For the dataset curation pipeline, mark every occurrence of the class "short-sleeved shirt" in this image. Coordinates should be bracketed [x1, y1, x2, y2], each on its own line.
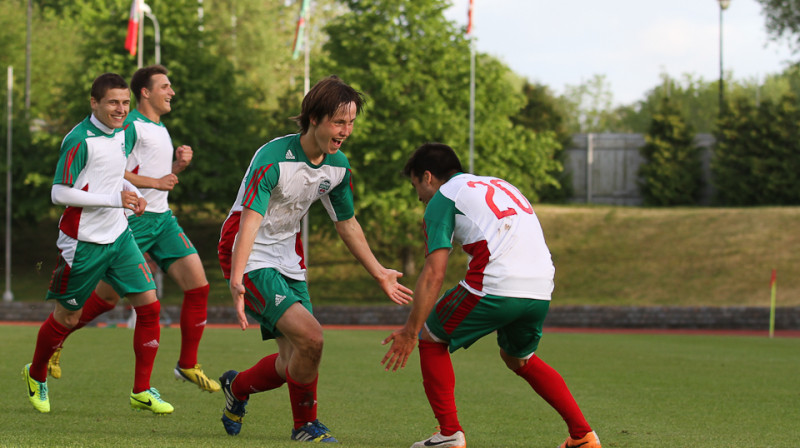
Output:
[218, 134, 355, 281]
[424, 173, 555, 300]
[53, 115, 130, 244]
[123, 109, 173, 214]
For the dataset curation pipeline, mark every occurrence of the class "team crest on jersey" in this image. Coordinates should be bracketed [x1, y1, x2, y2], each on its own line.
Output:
[318, 180, 331, 195]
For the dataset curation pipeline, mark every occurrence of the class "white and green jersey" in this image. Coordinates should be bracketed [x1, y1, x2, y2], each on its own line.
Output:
[424, 173, 555, 300]
[53, 115, 130, 244]
[219, 134, 355, 281]
[123, 109, 173, 213]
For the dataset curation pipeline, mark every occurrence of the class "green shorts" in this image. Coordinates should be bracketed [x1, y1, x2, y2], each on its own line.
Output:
[47, 229, 156, 311]
[425, 284, 551, 359]
[127, 210, 198, 273]
[240, 268, 312, 341]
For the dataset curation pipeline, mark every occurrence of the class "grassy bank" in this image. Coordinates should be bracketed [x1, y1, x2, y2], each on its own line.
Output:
[3, 205, 799, 307]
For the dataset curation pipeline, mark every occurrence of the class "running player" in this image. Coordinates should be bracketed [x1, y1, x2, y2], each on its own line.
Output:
[22, 73, 173, 414]
[45, 65, 219, 393]
[381, 143, 601, 448]
[216, 75, 413, 441]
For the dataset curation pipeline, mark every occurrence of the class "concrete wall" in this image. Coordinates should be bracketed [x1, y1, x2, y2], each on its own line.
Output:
[565, 133, 715, 206]
[2, 301, 798, 330]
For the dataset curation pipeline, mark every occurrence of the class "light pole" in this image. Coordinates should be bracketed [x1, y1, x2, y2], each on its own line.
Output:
[718, 0, 731, 114]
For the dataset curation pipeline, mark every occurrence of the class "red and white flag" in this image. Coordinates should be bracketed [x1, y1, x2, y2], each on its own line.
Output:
[466, 0, 474, 35]
[124, 0, 142, 56]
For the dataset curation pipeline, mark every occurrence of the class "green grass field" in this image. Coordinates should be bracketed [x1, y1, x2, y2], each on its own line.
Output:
[2, 325, 798, 447]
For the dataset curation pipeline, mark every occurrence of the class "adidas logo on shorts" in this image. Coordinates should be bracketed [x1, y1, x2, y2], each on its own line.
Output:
[275, 294, 286, 306]
[66, 298, 78, 306]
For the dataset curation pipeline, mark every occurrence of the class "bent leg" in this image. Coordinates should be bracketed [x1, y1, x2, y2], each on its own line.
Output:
[30, 303, 76, 382]
[502, 349, 592, 440]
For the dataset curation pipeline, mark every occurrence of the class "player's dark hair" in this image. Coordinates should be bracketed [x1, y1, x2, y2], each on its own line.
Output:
[292, 75, 365, 134]
[90, 73, 128, 102]
[130, 65, 169, 102]
[403, 143, 464, 181]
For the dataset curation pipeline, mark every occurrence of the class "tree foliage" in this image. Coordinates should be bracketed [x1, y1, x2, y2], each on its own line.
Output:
[712, 93, 800, 205]
[319, 0, 559, 267]
[637, 96, 702, 206]
[512, 82, 573, 202]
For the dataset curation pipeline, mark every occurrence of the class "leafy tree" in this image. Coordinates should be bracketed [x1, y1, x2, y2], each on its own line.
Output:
[619, 74, 721, 134]
[321, 0, 559, 271]
[512, 81, 573, 202]
[713, 93, 800, 205]
[24, 0, 270, 216]
[560, 74, 624, 133]
[757, 0, 800, 52]
[637, 96, 702, 206]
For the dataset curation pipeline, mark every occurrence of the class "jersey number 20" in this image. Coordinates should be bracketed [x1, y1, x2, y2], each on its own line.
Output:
[467, 179, 533, 219]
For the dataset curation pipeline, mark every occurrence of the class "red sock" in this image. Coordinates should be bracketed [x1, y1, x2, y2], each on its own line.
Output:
[286, 369, 318, 430]
[30, 313, 70, 382]
[419, 340, 462, 436]
[514, 355, 592, 439]
[70, 291, 116, 333]
[132, 301, 161, 393]
[232, 353, 285, 401]
[178, 284, 209, 369]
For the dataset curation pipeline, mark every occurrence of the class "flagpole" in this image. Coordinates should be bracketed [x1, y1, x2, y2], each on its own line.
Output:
[467, 0, 475, 174]
[137, 0, 144, 68]
[4, 66, 14, 302]
[299, 0, 311, 274]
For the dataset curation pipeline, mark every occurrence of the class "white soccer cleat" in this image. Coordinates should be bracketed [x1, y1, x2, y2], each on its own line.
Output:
[411, 430, 466, 448]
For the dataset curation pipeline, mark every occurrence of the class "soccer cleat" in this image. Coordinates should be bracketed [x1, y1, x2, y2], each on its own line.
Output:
[130, 388, 174, 414]
[48, 347, 62, 379]
[174, 363, 221, 392]
[558, 430, 602, 448]
[219, 370, 248, 436]
[22, 363, 50, 413]
[291, 420, 338, 443]
[410, 430, 465, 448]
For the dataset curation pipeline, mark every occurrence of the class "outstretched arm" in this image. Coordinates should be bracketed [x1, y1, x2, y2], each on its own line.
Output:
[334, 216, 413, 305]
[381, 248, 449, 372]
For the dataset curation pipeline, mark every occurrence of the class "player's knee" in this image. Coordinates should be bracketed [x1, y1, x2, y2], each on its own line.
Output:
[295, 332, 324, 362]
[499, 348, 526, 371]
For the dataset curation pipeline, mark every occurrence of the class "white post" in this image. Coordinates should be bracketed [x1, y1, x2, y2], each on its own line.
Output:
[144, 10, 161, 65]
[301, 1, 311, 277]
[4, 66, 14, 301]
[586, 133, 594, 204]
[468, 38, 475, 174]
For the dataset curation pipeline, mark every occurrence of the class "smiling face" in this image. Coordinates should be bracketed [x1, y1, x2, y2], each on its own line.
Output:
[303, 101, 357, 164]
[90, 87, 131, 129]
[142, 73, 174, 117]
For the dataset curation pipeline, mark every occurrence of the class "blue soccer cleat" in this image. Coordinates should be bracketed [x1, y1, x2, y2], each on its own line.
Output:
[219, 370, 248, 435]
[291, 419, 338, 443]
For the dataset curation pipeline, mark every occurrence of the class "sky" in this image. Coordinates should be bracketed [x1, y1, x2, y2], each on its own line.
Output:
[443, 0, 797, 106]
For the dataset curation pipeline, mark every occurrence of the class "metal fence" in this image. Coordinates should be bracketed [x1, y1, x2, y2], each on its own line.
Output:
[565, 133, 715, 205]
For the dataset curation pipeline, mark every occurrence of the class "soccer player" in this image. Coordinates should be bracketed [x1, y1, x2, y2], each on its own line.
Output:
[217, 75, 413, 441]
[381, 143, 601, 448]
[22, 73, 173, 414]
[46, 65, 219, 393]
